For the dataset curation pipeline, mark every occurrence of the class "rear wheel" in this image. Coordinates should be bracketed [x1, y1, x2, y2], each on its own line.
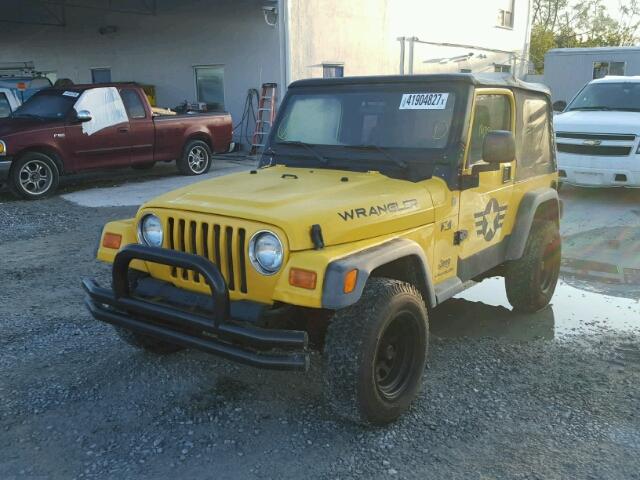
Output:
[323, 278, 429, 425]
[504, 220, 561, 313]
[177, 140, 212, 176]
[10, 152, 60, 200]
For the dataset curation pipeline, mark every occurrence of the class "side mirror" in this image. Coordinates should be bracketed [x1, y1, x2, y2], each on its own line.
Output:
[75, 109, 92, 123]
[483, 130, 515, 164]
[552, 100, 567, 113]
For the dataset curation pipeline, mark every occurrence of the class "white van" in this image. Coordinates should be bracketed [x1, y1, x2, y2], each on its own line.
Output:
[0, 87, 21, 117]
[554, 76, 640, 187]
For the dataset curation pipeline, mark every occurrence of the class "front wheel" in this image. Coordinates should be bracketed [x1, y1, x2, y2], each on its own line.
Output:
[504, 220, 561, 313]
[323, 278, 429, 425]
[10, 152, 60, 200]
[177, 140, 212, 176]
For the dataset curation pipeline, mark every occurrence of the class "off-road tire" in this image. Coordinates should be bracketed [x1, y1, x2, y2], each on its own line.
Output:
[177, 140, 212, 176]
[504, 220, 561, 313]
[323, 278, 429, 425]
[131, 162, 155, 170]
[9, 152, 60, 200]
[113, 270, 184, 354]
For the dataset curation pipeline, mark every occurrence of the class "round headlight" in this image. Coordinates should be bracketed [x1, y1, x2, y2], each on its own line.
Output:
[138, 214, 163, 247]
[249, 231, 283, 275]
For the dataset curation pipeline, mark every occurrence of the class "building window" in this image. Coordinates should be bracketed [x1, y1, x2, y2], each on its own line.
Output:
[497, 0, 514, 28]
[195, 65, 225, 111]
[323, 64, 344, 78]
[495, 64, 512, 73]
[593, 61, 625, 79]
[91, 68, 111, 83]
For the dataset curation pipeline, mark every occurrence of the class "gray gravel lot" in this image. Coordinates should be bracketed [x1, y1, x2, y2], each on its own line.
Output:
[1, 175, 639, 479]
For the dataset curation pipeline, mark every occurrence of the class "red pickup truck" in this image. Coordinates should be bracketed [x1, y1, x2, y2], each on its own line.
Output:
[0, 83, 232, 199]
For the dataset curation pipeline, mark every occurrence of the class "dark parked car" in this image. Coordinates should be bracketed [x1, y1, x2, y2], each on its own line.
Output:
[0, 83, 232, 199]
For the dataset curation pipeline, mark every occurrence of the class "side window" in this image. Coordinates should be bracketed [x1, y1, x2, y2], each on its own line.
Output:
[515, 94, 554, 180]
[120, 89, 147, 119]
[74, 87, 128, 136]
[467, 94, 511, 165]
[0, 93, 11, 118]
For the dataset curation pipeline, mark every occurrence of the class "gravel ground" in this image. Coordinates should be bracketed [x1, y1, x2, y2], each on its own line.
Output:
[1, 177, 639, 479]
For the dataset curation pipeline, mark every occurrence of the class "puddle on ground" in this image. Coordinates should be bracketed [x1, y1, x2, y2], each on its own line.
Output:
[431, 277, 640, 341]
[561, 226, 640, 299]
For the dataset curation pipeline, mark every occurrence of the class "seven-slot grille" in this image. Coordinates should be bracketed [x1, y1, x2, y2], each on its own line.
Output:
[555, 131, 637, 157]
[166, 216, 248, 293]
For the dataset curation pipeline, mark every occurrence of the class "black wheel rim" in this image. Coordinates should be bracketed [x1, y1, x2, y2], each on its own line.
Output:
[540, 237, 559, 294]
[374, 311, 421, 402]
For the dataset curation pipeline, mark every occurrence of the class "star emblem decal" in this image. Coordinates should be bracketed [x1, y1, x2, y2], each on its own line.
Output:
[474, 198, 508, 241]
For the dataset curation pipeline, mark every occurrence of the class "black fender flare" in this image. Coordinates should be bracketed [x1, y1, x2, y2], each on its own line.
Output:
[322, 238, 436, 310]
[505, 187, 559, 261]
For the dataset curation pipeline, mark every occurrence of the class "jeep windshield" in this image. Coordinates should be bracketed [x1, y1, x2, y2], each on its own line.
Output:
[567, 82, 640, 112]
[267, 84, 462, 173]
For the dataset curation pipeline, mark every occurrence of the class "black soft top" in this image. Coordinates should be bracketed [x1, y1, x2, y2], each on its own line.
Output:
[289, 73, 550, 97]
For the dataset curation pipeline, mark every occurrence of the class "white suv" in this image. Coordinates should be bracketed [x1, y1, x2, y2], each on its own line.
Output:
[554, 76, 640, 188]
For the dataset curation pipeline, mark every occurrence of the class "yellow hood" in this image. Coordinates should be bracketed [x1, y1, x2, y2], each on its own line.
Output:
[144, 165, 436, 250]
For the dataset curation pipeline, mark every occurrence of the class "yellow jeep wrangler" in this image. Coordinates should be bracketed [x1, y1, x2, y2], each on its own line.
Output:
[84, 74, 561, 425]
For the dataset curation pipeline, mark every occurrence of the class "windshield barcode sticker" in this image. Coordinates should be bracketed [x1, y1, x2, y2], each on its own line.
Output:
[63, 91, 80, 98]
[399, 93, 449, 110]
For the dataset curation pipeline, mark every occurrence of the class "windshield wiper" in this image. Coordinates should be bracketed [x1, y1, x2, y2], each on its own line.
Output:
[346, 144, 408, 169]
[278, 141, 328, 165]
[568, 106, 611, 111]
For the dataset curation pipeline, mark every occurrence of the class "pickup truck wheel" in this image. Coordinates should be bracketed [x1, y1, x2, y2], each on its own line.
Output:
[178, 140, 212, 176]
[504, 220, 561, 313]
[10, 152, 60, 200]
[323, 278, 429, 425]
[112, 270, 184, 354]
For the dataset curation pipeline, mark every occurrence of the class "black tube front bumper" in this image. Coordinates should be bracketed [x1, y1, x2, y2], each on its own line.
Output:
[83, 244, 309, 371]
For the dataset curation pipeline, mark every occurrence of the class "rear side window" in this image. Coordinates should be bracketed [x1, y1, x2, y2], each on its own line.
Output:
[467, 94, 511, 165]
[0, 93, 11, 118]
[120, 89, 146, 119]
[515, 93, 554, 180]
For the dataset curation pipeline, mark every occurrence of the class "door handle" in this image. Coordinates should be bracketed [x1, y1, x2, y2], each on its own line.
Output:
[118, 128, 129, 133]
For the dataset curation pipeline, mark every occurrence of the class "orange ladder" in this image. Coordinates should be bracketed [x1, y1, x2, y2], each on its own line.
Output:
[250, 83, 278, 155]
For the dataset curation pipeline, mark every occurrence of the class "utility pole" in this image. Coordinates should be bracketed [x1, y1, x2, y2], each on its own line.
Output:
[398, 37, 406, 75]
[407, 37, 418, 75]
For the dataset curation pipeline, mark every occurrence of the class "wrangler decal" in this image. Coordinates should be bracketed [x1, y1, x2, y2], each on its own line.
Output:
[338, 199, 418, 221]
[474, 198, 508, 241]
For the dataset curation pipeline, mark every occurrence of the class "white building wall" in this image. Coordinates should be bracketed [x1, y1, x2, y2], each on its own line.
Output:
[0, 0, 282, 142]
[286, 0, 532, 80]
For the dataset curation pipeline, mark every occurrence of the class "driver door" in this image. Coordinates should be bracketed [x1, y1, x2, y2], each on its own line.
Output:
[64, 87, 131, 171]
[457, 89, 516, 280]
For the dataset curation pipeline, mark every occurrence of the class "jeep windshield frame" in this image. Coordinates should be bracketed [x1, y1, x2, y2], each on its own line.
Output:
[264, 81, 471, 181]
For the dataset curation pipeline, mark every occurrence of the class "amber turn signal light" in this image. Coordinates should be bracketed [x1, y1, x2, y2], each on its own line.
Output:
[289, 268, 317, 290]
[343, 269, 358, 294]
[102, 232, 122, 249]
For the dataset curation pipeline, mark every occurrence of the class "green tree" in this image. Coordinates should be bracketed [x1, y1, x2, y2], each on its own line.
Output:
[530, 0, 640, 73]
